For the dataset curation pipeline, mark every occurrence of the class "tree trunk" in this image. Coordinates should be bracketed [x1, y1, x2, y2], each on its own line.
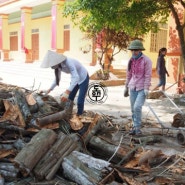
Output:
[167, 0, 185, 72]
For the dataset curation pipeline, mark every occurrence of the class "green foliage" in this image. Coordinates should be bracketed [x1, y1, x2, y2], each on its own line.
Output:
[62, 0, 170, 70]
[62, 0, 185, 77]
[62, 0, 169, 38]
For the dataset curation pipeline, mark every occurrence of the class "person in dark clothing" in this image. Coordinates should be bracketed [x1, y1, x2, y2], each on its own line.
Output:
[152, 47, 169, 91]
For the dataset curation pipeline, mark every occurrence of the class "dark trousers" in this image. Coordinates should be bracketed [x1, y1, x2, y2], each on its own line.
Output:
[68, 74, 89, 115]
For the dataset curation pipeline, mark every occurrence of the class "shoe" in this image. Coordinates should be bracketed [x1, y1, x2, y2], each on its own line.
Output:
[129, 129, 136, 135]
[135, 129, 142, 136]
[129, 129, 142, 136]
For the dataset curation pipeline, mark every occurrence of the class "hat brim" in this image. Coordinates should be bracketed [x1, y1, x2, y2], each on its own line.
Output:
[41, 50, 67, 68]
[127, 47, 145, 50]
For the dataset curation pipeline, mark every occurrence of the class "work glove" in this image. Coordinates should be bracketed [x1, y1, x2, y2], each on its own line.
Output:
[124, 87, 129, 97]
[61, 91, 69, 102]
[144, 89, 149, 98]
[39, 89, 50, 95]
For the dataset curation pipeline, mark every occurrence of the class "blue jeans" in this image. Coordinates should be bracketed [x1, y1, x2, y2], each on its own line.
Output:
[129, 89, 146, 130]
[158, 75, 166, 86]
[69, 74, 89, 115]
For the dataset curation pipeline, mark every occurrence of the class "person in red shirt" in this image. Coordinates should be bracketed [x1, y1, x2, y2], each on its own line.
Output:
[124, 40, 152, 136]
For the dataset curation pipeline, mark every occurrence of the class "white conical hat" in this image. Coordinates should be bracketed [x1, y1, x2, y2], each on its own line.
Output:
[40, 50, 67, 68]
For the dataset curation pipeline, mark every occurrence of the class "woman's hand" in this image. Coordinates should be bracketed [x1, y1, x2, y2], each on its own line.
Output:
[39, 89, 51, 95]
[61, 90, 70, 102]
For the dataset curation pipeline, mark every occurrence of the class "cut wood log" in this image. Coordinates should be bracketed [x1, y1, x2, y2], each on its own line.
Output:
[83, 116, 103, 145]
[0, 100, 26, 128]
[138, 149, 163, 166]
[12, 89, 32, 123]
[0, 90, 13, 99]
[46, 141, 77, 180]
[131, 135, 162, 144]
[88, 136, 131, 164]
[14, 176, 74, 185]
[62, 155, 99, 184]
[69, 114, 83, 130]
[14, 129, 57, 176]
[33, 132, 78, 180]
[0, 162, 19, 179]
[62, 151, 111, 185]
[172, 113, 185, 127]
[36, 100, 73, 126]
[82, 113, 100, 143]
[28, 177, 74, 185]
[148, 91, 164, 99]
[0, 121, 26, 133]
[0, 149, 16, 159]
[72, 150, 111, 169]
[0, 175, 4, 185]
[25, 93, 37, 106]
[36, 110, 67, 126]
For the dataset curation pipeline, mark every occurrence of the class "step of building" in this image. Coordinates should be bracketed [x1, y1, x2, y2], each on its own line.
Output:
[101, 79, 125, 86]
[112, 68, 127, 79]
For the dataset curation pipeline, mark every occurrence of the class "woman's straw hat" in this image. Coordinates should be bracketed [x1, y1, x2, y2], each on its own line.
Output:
[41, 50, 67, 68]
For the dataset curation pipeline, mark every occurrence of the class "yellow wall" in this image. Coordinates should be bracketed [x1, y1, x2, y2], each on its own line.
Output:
[32, 16, 51, 59]
[143, 34, 157, 68]
[8, 16, 52, 62]
[62, 16, 93, 64]
[9, 22, 23, 61]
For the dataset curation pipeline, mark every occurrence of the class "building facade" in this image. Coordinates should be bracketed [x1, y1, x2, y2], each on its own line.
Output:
[0, 0, 93, 64]
[0, 0, 183, 89]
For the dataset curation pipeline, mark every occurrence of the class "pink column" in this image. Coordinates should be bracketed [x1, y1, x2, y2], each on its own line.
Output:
[0, 17, 2, 50]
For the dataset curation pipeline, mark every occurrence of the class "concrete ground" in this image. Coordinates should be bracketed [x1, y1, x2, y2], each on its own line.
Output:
[0, 60, 182, 126]
[1, 59, 185, 157]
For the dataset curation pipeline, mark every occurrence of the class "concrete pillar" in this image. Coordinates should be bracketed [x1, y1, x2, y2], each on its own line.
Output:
[21, 7, 33, 63]
[0, 14, 10, 61]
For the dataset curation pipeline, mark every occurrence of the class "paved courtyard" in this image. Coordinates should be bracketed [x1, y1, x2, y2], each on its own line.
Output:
[0, 60, 181, 127]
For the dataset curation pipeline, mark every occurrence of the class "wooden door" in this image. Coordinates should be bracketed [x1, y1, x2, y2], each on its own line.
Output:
[64, 30, 70, 51]
[32, 33, 39, 60]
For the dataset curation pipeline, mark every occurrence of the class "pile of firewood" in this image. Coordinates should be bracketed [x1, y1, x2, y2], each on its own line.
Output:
[148, 91, 164, 99]
[0, 82, 184, 185]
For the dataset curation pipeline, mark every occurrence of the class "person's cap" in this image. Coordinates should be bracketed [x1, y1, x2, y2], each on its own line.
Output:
[127, 39, 145, 50]
[40, 50, 67, 68]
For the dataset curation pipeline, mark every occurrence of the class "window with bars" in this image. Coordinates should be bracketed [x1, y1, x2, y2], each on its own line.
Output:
[150, 26, 167, 52]
[32, 29, 39, 34]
